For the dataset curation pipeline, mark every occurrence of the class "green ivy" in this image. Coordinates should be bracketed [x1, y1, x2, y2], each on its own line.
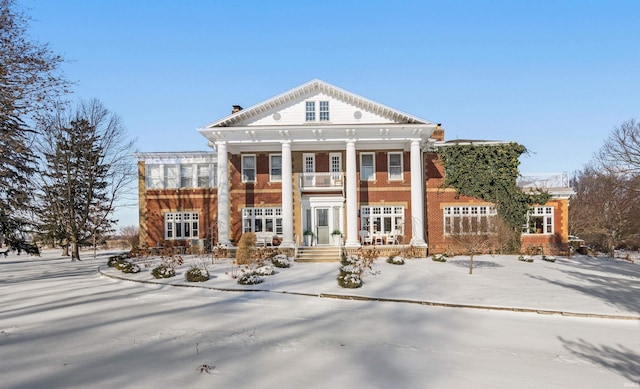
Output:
[436, 142, 551, 252]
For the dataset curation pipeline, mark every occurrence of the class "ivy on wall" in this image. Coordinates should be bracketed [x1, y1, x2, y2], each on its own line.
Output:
[436, 142, 551, 251]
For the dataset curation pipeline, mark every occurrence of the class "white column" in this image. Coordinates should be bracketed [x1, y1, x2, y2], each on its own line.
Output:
[280, 141, 295, 248]
[410, 139, 427, 247]
[216, 141, 231, 246]
[345, 139, 360, 247]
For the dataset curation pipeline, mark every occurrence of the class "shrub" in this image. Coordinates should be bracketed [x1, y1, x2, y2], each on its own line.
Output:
[518, 255, 534, 263]
[337, 271, 362, 288]
[255, 265, 275, 276]
[120, 262, 141, 274]
[542, 255, 556, 262]
[185, 267, 209, 282]
[107, 255, 125, 267]
[237, 272, 263, 285]
[431, 253, 448, 262]
[152, 264, 176, 279]
[236, 232, 257, 265]
[387, 255, 405, 265]
[271, 254, 292, 268]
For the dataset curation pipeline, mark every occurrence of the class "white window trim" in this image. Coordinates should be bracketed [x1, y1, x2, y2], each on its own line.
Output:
[305, 101, 316, 122]
[319, 100, 329, 121]
[242, 154, 256, 183]
[242, 207, 283, 235]
[360, 152, 376, 181]
[387, 152, 403, 181]
[164, 212, 199, 240]
[522, 206, 554, 234]
[360, 206, 404, 235]
[269, 154, 282, 182]
[443, 205, 497, 235]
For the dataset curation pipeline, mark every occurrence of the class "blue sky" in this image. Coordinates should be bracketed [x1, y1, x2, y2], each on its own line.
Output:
[22, 0, 640, 227]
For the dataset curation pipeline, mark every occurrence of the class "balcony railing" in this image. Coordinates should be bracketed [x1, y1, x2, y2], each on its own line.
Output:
[299, 172, 344, 191]
[517, 173, 570, 189]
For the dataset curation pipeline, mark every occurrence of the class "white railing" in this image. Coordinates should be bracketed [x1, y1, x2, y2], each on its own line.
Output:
[299, 172, 344, 190]
[517, 173, 570, 189]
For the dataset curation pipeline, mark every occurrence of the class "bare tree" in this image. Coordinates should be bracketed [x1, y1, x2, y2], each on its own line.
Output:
[597, 119, 640, 180]
[569, 166, 640, 256]
[119, 225, 139, 251]
[450, 218, 497, 274]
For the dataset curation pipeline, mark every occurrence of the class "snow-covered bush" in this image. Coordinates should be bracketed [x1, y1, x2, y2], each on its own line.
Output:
[431, 253, 448, 262]
[108, 255, 126, 268]
[237, 272, 263, 285]
[542, 255, 556, 262]
[271, 254, 293, 268]
[152, 264, 176, 279]
[518, 255, 534, 263]
[337, 272, 362, 288]
[120, 262, 141, 274]
[386, 255, 405, 265]
[185, 267, 209, 282]
[255, 265, 275, 276]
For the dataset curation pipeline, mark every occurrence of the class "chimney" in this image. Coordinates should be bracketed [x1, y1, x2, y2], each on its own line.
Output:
[232, 105, 243, 114]
[433, 123, 444, 141]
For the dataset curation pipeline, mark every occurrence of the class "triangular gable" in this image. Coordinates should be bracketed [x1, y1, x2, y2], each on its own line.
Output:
[200, 79, 433, 129]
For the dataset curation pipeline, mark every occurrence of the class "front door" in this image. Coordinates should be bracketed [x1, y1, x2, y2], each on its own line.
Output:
[316, 208, 330, 245]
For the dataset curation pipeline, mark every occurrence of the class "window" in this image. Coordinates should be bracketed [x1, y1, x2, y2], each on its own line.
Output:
[242, 207, 283, 234]
[523, 207, 554, 234]
[197, 164, 210, 188]
[146, 165, 163, 189]
[319, 101, 329, 121]
[180, 165, 193, 188]
[360, 153, 375, 181]
[305, 101, 316, 121]
[270, 154, 282, 182]
[242, 155, 256, 182]
[145, 162, 216, 189]
[165, 212, 199, 240]
[360, 206, 404, 235]
[388, 152, 403, 181]
[444, 206, 497, 235]
[164, 165, 179, 188]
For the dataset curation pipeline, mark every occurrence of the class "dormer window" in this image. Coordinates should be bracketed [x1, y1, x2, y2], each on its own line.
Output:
[305, 100, 330, 122]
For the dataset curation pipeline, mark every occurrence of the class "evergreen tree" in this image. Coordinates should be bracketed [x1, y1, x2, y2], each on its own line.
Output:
[0, 0, 68, 250]
[38, 100, 135, 260]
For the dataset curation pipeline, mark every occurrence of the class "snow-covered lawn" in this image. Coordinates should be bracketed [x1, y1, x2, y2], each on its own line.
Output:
[1, 250, 639, 388]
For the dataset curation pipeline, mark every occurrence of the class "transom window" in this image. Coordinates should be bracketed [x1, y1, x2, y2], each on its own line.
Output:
[444, 206, 497, 235]
[523, 206, 554, 234]
[360, 206, 404, 235]
[242, 155, 256, 182]
[360, 152, 375, 181]
[388, 152, 403, 181]
[242, 207, 283, 235]
[165, 212, 199, 240]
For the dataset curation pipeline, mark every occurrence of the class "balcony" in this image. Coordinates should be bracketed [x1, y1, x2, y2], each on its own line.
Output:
[299, 172, 344, 192]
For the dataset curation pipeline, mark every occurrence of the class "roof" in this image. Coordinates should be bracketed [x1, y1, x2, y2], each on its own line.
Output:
[199, 79, 434, 129]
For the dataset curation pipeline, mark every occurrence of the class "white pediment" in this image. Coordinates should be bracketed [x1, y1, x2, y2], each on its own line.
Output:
[201, 79, 433, 129]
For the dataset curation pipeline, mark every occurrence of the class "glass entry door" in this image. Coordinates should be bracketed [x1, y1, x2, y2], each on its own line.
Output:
[315, 208, 330, 245]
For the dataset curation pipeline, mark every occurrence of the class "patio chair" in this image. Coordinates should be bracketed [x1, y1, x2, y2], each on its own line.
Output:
[359, 230, 373, 245]
[387, 230, 400, 245]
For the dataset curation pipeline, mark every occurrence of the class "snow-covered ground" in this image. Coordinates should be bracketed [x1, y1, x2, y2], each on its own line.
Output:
[1, 250, 639, 388]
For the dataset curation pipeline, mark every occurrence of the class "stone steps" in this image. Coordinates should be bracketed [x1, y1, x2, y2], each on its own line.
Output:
[296, 246, 341, 262]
